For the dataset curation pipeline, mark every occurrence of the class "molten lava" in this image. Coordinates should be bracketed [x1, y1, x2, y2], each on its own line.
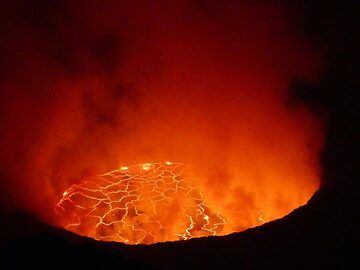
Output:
[56, 162, 226, 244]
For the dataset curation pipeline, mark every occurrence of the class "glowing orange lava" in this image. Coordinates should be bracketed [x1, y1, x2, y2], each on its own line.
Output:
[56, 162, 226, 244]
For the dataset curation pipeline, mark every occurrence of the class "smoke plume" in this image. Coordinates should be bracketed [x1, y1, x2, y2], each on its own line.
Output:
[0, 0, 324, 233]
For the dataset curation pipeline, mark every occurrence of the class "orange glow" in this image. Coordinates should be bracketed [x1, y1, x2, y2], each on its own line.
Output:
[56, 162, 225, 244]
[0, 1, 325, 245]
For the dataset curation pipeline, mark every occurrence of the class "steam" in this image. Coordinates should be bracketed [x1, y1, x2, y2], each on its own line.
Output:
[0, 0, 324, 232]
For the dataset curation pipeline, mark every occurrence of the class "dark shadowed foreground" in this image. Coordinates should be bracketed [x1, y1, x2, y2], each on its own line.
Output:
[1, 188, 358, 269]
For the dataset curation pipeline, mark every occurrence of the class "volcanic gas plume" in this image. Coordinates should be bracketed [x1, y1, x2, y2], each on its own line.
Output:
[0, 1, 324, 244]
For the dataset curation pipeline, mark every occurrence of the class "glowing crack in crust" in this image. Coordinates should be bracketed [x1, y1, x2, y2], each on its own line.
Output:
[56, 162, 226, 244]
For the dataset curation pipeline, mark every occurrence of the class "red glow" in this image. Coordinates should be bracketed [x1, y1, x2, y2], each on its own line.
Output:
[0, 1, 325, 242]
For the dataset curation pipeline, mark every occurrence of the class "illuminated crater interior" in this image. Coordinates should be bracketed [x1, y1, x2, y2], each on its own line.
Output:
[56, 162, 226, 244]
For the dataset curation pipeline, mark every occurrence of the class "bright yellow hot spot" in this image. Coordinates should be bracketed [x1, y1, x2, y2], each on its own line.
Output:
[56, 162, 226, 244]
[142, 163, 151, 171]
